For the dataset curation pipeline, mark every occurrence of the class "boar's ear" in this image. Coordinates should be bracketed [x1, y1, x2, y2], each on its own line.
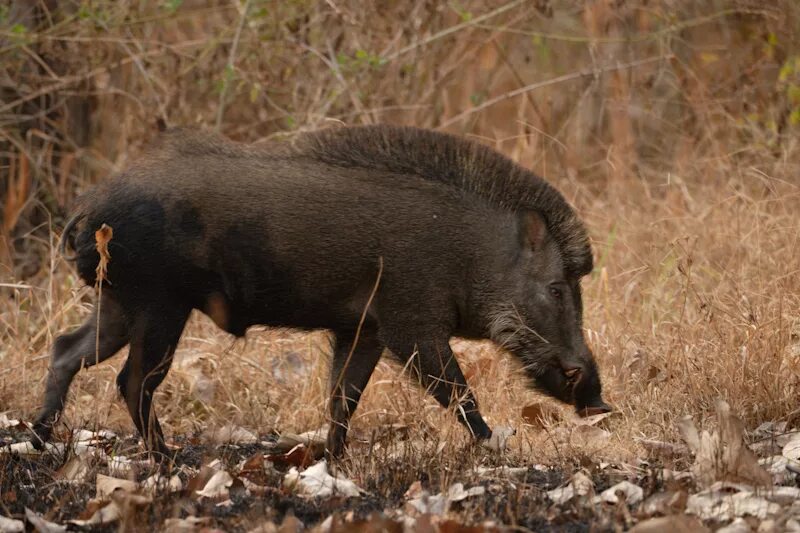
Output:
[519, 210, 548, 251]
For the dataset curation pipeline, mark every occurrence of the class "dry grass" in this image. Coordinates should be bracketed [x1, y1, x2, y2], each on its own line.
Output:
[1, 0, 800, 528]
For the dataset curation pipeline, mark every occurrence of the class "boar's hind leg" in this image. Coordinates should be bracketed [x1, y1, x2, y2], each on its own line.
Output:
[384, 331, 492, 441]
[117, 301, 189, 461]
[32, 293, 129, 448]
[327, 330, 384, 458]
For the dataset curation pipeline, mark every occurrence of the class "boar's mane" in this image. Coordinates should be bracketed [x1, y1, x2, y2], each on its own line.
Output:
[144, 125, 592, 276]
[294, 125, 593, 277]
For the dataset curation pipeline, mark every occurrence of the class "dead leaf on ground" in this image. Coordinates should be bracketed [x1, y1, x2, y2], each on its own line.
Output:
[272, 428, 327, 454]
[239, 452, 279, 486]
[762, 485, 800, 505]
[715, 517, 751, 533]
[276, 514, 304, 533]
[56, 455, 93, 484]
[106, 454, 148, 477]
[595, 480, 643, 505]
[1, 441, 63, 456]
[195, 469, 234, 500]
[142, 472, 183, 493]
[72, 428, 116, 442]
[68, 501, 121, 527]
[330, 511, 404, 533]
[204, 424, 258, 445]
[24, 508, 67, 533]
[185, 465, 218, 495]
[283, 460, 361, 498]
[546, 470, 594, 505]
[782, 433, 800, 461]
[446, 483, 485, 503]
[634, 437, 688, 457]
[481, 426, 514, 452]
[686, 481, 781, 521]
[0, 413, 21, 429]
[629, 515, 709, 533]
[96, 473, 137, 499]
[0, 514, 24, 533]
[678, 399, 772, 487]
[640, 490, 688, 516]
[521, 403, 559, 428]
[570, 424, 611, 447]
[405, 490, 447, 516]
[173, 352, 217, 404]
[759, 455, 799, 485]
[474, 465, 528, 480]
[267, 443, 319, 469]
[163, 516, 211, 533]
[438, 519, 496, 533]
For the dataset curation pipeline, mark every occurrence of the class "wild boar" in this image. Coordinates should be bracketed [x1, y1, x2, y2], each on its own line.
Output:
[32, 124, 610, 460]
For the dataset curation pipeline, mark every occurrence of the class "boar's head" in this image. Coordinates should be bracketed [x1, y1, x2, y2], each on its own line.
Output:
[489, 211, 611, 417]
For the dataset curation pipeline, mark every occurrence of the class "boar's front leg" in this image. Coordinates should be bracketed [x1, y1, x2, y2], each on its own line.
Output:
[382, 329, 492, 441]
[116, 300, 189, 461]
[327, 330, 384, 458]
[32, 293, 129, 448]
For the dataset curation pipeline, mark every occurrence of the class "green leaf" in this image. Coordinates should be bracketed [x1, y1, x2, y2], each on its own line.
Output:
[249, 83, 260, 103]
[162, 0, 183, 13]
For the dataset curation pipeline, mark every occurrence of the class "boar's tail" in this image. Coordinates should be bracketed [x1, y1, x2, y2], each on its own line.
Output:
[59, 212, 86, 261]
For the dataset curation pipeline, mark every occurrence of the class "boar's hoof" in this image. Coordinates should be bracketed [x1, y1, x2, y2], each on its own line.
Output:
[30, 421, 54, 451]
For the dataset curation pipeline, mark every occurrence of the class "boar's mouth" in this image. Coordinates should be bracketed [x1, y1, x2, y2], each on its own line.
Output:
[567, 365, 613, 418]
[533, 363, 612, 417]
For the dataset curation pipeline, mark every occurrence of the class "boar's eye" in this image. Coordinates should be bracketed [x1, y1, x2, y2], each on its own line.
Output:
[548, 285, 563, 300]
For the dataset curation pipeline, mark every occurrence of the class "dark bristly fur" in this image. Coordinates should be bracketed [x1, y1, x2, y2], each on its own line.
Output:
[294, 125, 594, 277]
[35, 124, 609, 461]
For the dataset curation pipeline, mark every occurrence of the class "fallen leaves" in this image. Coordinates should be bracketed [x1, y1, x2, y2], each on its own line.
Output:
[783, 433, 800, 461]
[0, 413, 21, 430]
[481, 426, 515, 452]
[678, 399, 772, 487]
[195, 469, 235, 500]
[597, 480, 644, 505]
[2, 407, 798, 532]
[0, 514, 24, 533]
[404, 481, 486, 516]
[520, 402, 559, 428]
[0, 441, 63, 456]
[284, 460, 361, 498]
[95, 473, 138, 499]
[204, 424, 258, 445]
[24, 509, 66, 533]
[272, 428, 328, 457]
[266, 444, 319, 469]
[686, 482, 781, 521]
[546, 471, 594, 504]
[629, 515, 709, 533]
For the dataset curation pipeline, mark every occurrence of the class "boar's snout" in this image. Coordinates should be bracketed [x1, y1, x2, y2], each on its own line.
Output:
[569, 356, 612, 417]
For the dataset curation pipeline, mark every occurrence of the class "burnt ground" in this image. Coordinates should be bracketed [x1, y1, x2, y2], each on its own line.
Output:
[0, 424, 686, 532]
